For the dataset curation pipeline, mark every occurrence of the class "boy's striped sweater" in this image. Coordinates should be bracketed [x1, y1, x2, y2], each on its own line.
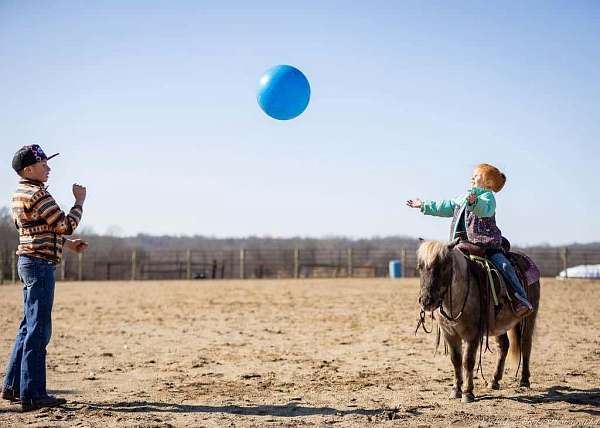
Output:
[11, 179, 83, 263]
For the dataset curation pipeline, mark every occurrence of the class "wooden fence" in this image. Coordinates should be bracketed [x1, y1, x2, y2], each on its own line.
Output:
[0, 247, 599, 283]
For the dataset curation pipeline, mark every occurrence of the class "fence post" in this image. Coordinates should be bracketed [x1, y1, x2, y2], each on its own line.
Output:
[186, 249, 192, 280]
[0, 250, 4, 285]
[401, 247, 407, 278]
[131, 250, 137, 281]
[347, 248, 353, 278]
[60, 255, 66, 281]
[240, 249, 245, 279]
[11, 253, 16, 283]
[78, 252, 83, 281]
[211, 259, 217, 279]
[294, 248, 300, 279]
[561, 247, 569, 278]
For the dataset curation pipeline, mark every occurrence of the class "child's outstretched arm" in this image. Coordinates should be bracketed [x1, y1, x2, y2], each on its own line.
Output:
[466, 190, 496, 217]
[407, 197, 457, 217]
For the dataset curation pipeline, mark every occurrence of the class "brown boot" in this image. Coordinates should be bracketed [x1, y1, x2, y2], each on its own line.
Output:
[1, 388, 19, 402]
[21, 395, 66, 412]
[513, 300, 532, 317]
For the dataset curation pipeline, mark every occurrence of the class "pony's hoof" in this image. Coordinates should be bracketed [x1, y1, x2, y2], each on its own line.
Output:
[487, 381, 500, 390]
[449, 388, 462, 399]
[461, 392, 475, 403]
[519, 380, 530, 388]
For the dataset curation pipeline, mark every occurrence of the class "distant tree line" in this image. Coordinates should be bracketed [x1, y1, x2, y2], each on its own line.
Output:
[1, 206, 599, 255]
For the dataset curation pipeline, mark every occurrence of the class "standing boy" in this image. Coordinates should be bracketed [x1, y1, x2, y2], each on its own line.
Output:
[2, 144, 88, 411]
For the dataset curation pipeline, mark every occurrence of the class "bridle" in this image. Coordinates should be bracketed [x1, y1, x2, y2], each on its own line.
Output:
[438, 258, 471, 322]
[415, 250, 472, 333]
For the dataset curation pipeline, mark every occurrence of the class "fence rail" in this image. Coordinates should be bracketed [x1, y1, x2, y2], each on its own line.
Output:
[1, 247, 599, 283]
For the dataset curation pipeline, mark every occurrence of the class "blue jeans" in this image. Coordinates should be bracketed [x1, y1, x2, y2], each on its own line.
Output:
[488, 251, 529, 304]
[3, 256, 56, 401]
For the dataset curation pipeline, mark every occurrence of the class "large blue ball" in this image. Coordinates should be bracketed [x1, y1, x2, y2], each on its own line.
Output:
[257, 65, 311, 120]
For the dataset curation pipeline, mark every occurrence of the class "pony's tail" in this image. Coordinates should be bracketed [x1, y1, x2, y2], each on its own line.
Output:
[507, 323, 522, 369]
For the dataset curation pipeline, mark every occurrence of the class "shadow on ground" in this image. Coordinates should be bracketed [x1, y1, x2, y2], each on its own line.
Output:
[65, 400, 427, 420]
[479, 385, 600, 416]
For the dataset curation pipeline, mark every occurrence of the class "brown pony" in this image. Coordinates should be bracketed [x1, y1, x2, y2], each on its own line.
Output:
[416, 239, 540, 403]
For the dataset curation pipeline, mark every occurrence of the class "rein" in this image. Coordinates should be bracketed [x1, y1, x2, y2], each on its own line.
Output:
[438, 265, 471, 322]
[415, 309, 433, 334]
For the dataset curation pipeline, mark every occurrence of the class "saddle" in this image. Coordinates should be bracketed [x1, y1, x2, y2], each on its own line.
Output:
[458, 245, 509, 307]
[456, 239, 540, 333]
[457, 238, 540, 292]
[453, 244, 509, 338]
[447, 238, 541, 358]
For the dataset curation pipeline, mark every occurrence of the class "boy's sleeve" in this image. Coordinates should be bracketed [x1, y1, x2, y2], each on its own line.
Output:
[31, 189, 83, 235]
[466, 191, 496, 218]
[420, 198, 458, 217]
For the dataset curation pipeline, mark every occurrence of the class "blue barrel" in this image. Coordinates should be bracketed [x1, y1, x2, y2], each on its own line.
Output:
[389, 260, 402, 278]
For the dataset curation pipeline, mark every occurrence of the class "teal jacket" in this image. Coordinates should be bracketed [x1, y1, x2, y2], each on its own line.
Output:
[420, 187, 503, 248]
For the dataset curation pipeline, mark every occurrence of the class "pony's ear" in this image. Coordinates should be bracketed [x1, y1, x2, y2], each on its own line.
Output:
[447, 238, 460, 249]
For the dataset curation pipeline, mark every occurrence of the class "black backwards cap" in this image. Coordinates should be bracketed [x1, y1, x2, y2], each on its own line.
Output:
[12, 145, 59, 172]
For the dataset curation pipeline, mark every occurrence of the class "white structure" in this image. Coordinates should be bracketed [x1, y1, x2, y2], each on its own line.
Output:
[558, 264, 600, 279]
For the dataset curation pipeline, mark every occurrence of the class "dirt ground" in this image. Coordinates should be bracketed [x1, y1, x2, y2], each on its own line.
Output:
[0, 278, 598, 427]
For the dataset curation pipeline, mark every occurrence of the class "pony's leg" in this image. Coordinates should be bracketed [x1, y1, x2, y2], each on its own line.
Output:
[446, 332, 463, 399]
[489, 334, 509, 390]
[520, 312, 537, 387]
[462, 339, 479, 403]
[520, 281, 540, 387]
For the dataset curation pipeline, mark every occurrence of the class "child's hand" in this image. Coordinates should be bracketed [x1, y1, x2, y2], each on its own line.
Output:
[73, 184, 87, 205]
[406, 198, 422, 209]
[467, 192, 477, 205]
[66, 239, 89, 253]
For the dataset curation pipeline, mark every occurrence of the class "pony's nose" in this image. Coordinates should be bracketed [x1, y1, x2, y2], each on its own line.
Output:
[420, 293, 435, 310]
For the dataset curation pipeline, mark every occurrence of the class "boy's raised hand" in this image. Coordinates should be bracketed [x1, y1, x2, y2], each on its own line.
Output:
[73, 184, 87, 205]
[406, 198, 422, 209]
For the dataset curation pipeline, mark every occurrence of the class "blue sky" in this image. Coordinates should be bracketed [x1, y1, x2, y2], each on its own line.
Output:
[1, 1, 599, 245]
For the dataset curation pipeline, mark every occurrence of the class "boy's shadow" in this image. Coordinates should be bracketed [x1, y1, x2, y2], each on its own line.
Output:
[66, 401, 417, 419]
[478, 385, 600, 416]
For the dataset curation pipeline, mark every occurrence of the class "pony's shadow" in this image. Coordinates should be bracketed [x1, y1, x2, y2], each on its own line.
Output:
[68, 401, 389, 418]
[478, 385, 600, 416]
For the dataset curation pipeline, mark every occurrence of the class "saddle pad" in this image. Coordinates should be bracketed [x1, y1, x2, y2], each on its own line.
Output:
[509, 251, 541, 286]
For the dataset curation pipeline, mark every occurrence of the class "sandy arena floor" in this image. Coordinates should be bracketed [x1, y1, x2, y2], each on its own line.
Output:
[0, 278, 599, 427]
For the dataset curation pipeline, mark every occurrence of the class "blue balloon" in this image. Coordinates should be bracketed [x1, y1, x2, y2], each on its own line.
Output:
[257, 65, 311, 120]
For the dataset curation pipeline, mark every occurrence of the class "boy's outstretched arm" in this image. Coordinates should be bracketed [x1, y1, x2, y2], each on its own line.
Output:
[32, 184, 86, 235]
